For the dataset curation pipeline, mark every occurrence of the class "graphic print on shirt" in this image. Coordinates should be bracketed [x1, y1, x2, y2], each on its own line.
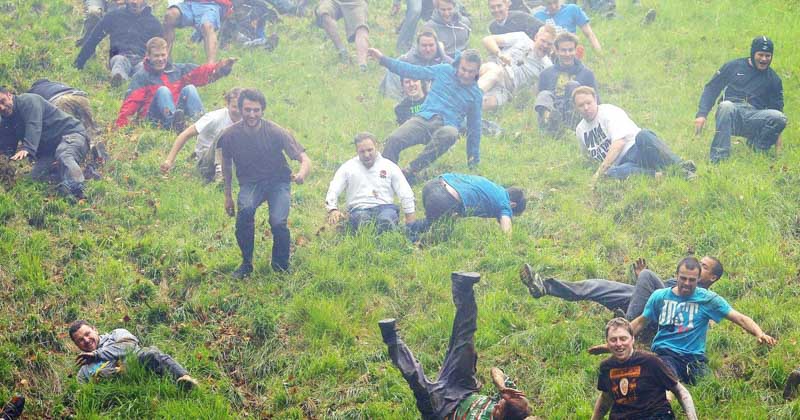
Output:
[610, 365, 642, 405]
[582, 124, 610, 161]
[555, 72, 576, 97]
[657, 300, 699, 333]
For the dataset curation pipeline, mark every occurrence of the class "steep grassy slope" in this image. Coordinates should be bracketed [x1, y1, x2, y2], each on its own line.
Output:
[0, 0, 798, 418]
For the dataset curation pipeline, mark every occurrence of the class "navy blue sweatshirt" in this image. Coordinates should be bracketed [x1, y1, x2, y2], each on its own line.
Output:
[696, 58, 783, 118]
[74, 6, 163, 69]
[537, 58, 597, 96]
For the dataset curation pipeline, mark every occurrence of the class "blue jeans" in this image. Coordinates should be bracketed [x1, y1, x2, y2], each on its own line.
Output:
[30, 133, 89, 196]
[147, 85, 204, 128]
[606, 129, 681, 179]
[235, 181, 291, 271]
[349, 204, 400, 233]
[710, 101, 787, 163]
[655, 348, 708, 385]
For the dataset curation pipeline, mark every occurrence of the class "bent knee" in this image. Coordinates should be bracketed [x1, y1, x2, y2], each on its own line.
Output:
[201, 21, 216, 33]
[717, 100, 736, 113]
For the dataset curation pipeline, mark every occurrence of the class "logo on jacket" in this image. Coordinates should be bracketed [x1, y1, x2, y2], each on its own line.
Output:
[380, 170, 387, 178]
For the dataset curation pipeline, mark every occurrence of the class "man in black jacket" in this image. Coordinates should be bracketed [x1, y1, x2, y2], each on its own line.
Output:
[694, 36, 787, 163]
[74, 0, 163, 87]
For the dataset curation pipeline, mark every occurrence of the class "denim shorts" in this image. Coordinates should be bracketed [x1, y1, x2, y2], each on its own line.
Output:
[174, 2, 222, 30]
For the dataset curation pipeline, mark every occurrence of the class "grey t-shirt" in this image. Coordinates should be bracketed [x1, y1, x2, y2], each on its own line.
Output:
[496, 32, 552, 90]
[218, 120, 305, 185]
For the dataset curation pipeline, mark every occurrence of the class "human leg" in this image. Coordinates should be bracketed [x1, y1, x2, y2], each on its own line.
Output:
[634, 129, 682, 169]
[163, 6, 184, 55]
[177, 85, 205, 119]
[382, 116, 438, 164]
[374, 204, 400, 233]
[477, 62, 504, 93]
[542, 277, 633, 311]
[265, 182, 292, 271]
[421, 178, 460, 221]
[396, 0, 422, 53]
[137, 346, 190, 381]
[147, 86, 177, 128]
[406, 125, 458, 175]
[109, 55, 134, 83]
[54, 133, 90, 198]
[77, 0, 105, 46]
[196, 4, 223, 63]
[740, 108, 788, 151]
[354, 27, 370, 68]
[348, 207, 374, 232]
[30, 155, 57, 182]
[625, 269, 665, 319]
[605, 161, 654, 179]
[709, 101, 742, 163]
[315, 1, 347, 58]
[235, 182, 270, 270]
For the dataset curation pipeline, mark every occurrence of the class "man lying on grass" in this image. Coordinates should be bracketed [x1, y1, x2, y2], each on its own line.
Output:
[588, 257, 776, 384]
[593, 317, 697, 420]
[379, 272, 531, 419]
[69, 320, 198, 388]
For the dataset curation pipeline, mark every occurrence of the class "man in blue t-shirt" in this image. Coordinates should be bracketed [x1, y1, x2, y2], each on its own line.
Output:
[593, 257, 776, 384]
[534, 0, 601, 53]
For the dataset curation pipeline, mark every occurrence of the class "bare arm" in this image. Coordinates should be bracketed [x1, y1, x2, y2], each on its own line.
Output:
[491, 367, 507, 390]
[498, 216, 512, 233]
[671, 382, 697, 420]
[162, 124, 199, 173]
[580, 24, 602, 52]
[591, 391, 613, 420]
[725, 309, 777, 346]
[591, 139, 627, 185]
[481, 35, 511, 65]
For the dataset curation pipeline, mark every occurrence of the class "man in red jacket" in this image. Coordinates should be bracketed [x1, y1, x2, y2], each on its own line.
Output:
[115, 37, 235, 130]
[164, 0, 233, 63]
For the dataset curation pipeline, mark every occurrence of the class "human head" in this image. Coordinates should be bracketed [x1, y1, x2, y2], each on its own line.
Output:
[353, 132, 378, 168]
[492, 393, 530, 420]
[0, 86, 13, 117]
[69, 320, 100, 352]
[506, 187, 526, 216]
[750, 36, 774, 71]
[416, 30, 439, 61]
[436, 0, 456, 23]
[237, 88, 267, 128]
[674, 257, 702, 297]
[605, 317, 635, 362]
[554, 32, 579, 66]
[145, 37, 169, 72]
[401, 78, 426, 100]
[543, 0, 560, 14]
[224, 87, 243, 122]
[455, 49, 482, 86]
[533, 25, 556, 57]
[125, 0, 146, 14]
[699, 255, 723, 288]
[572, 86, 598, 121]
[487, 0, 510, 23]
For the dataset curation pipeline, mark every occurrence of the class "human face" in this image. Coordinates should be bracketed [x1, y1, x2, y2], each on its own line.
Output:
[674, 265, 701, 297]
[356, 138, 378, 168]
[72, 325, 100, 352]
[0, 92, 14, 117]
[556, 41, 576, 66]
[125, 0, 146, 14]
[753, 51, 772, 71]
[606, 326, 634, 362]
[534, 32, 555, 57]
[227, 96, 242, 122]
[699, 256, 718, 288]
[402, 79, 424, 100]
[437, 0, 455, 23]
[241, 98, 263, 128]
[456, 60, 480, 85]
[488, 0, 509, 22]
[545, 0, 560, 14]
[417, 35, 438, 60]
[574, 93, 598, 121]
[147, 47, 169, 72]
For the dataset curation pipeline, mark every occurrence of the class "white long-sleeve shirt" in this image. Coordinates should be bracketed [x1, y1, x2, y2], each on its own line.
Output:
[325, 154, 415, 214]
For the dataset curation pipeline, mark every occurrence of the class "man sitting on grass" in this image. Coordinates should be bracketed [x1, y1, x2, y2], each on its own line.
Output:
[592, 317, 697, 420]
[379, 271, 531, 419]
[69, 320, 198, 388]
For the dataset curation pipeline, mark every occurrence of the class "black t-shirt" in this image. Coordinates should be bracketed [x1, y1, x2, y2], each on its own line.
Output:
[597, 350, 678, 420]
[217, 119, 305, 185]
[394, 96, 426, 125]
[489, 11, 543, 39]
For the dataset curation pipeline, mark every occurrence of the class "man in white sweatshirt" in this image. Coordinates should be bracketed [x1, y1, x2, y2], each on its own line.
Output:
[326, 132, 416, 233]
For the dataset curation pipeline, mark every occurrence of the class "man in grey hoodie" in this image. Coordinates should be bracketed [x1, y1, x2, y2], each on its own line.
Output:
[422, 0, 471, 56]
[380, 29, 453, 101]
[69, 320, 198, 388]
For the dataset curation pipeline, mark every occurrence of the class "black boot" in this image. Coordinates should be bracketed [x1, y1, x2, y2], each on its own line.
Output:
[1, 395, 24, 420]
[378, 318, 397, 343]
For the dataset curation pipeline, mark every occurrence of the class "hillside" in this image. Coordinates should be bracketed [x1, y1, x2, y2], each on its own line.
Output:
[0, 0, 799, 418]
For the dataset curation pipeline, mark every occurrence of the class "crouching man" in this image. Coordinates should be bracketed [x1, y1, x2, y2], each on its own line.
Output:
[69, 320, 198, 388]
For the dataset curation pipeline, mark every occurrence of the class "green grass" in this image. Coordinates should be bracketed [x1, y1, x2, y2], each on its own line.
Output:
[0, 0, 799, 417]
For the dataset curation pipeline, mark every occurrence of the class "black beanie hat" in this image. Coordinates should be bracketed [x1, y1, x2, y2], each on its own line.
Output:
[750, 36, 774, 67]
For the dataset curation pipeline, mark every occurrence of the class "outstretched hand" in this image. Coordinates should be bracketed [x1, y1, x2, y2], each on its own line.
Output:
[75, 352, 97, 367]
[225, 196, 235, 217]
[587, 344, 611, 355]
[633, 257, 647, 278]
[212, 58, 237, 81]
[758, 333, 777, 346]
[367, 48, 384, 62]
[10, 150, 29, 161]
[500, 388, 526, 399]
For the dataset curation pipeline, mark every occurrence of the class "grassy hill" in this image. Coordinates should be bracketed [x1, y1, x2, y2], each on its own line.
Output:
[0, 0, 799, 418]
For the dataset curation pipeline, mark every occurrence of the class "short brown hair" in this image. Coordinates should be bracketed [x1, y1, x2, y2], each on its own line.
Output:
[571, 85, 597, 103]
[353, 132, 377, 146]
[224, 87, 244, 104]
[68, 320, 92, 341]
[554, 32, 579, 49]
[605, 317, 633, 339]
[146, 37, 168, 55]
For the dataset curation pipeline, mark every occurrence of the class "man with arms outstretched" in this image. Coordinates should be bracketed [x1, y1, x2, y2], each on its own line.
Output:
[379, 271, 531, 419]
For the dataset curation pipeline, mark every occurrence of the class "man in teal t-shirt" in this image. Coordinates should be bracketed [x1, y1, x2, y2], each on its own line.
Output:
[378, 272, 531, 419]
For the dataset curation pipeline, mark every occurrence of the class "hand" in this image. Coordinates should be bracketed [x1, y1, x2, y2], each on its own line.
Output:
[160, 160, 174, 174]
[292, 172, 305, 184]
[75, 352, 97, 367]
[327, 209, 344, 225]
[500, 388, 526, 399]
[212, 58, 237, 80]
[633, 258, 647, 278]
[10, 150, 29, 161]
[694, 117, 706, 136]
[498, 52, 512, 66]
[225, 196, 235, 217]
[758, 333, 777, 346]
[367, 48, 384, 61]
[587, 344, 611, 355]
[391, 2, 400, 15]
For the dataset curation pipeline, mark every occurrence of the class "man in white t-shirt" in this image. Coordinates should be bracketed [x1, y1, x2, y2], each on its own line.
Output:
[572, 86, 696, 188]
[478, 25, 556, 111]
[326, 132, 416, 233]
[161, 87, 242, 181]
